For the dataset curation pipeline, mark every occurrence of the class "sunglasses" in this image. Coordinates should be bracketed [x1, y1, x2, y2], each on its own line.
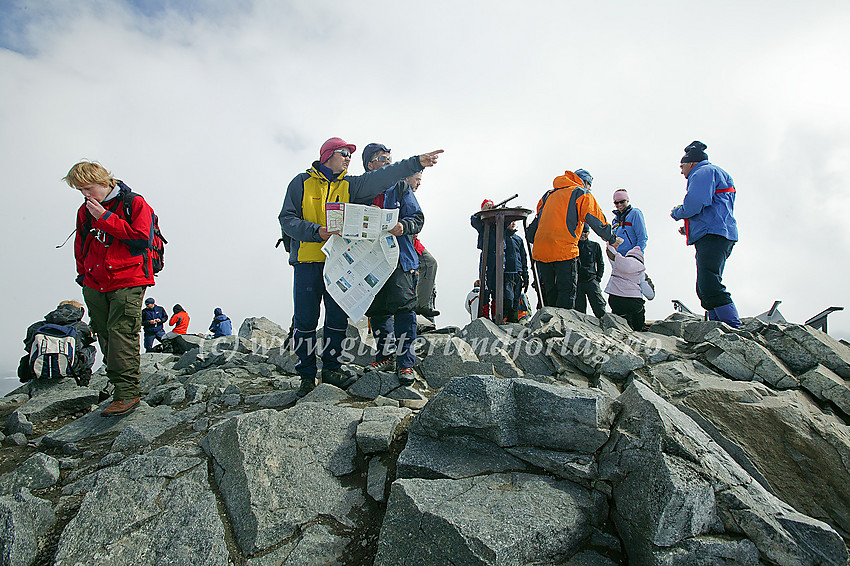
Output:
[334, 149, 352, 158]
[370, 155, 392, 164]
[614, 199, 627, 205]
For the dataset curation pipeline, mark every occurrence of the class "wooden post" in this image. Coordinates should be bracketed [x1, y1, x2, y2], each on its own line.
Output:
[473, 207, 532, 324]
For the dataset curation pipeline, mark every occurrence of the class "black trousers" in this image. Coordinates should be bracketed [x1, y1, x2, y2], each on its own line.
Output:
[537, 259, 578, 309]
[694, 234, 735, 310]
[608, 295, 645, 331]
[575, 279, 606, 318]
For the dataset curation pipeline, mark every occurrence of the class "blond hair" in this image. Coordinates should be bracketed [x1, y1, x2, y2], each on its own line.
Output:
[59, 300, 84, 309]
[63, 161, 116, 190]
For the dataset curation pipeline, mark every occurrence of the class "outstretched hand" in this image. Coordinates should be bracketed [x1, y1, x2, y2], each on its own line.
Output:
[418, 150, 444, 168]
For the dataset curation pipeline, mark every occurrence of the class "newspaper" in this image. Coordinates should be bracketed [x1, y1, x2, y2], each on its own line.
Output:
[322, 233, 400, 321]
[325, 203, 399, 240]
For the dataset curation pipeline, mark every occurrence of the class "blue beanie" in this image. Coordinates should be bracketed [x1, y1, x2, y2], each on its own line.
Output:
[574, 169, 593, 187]
[362, 143, 391, 171]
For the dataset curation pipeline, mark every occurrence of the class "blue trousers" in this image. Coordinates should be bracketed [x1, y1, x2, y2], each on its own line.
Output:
[143, 327, 166, 351]
[694, 234, 735, 310]
[293, 262, 348, 379]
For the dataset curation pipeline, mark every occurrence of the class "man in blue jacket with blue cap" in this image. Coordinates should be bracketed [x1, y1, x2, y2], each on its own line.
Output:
[671, 141, 740, 327]
[361, 143, 424, 386]
[209, 308, 232, 337]
[142, 298, 167, 352]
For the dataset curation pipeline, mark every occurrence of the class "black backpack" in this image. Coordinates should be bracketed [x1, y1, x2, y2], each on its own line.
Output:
[82, 181, 167, 277]
[526, 189, 554, 244]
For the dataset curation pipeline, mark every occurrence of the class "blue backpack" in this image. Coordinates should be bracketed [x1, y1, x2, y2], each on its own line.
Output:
[29, 323, 77, 379]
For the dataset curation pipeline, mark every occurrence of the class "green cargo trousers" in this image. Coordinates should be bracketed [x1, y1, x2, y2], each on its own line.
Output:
[82, 285, 145, 400]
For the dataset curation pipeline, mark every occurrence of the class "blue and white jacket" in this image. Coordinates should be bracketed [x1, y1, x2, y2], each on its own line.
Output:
[612, 206, 648, 255]
[671, 160, 737, 245]
[379, 181, 424, 272]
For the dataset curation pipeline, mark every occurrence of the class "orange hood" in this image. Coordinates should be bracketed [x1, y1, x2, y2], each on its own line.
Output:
[553, 170, 583, 190]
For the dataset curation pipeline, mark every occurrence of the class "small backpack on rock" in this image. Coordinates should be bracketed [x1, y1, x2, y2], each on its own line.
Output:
[29, 323, 77, 380]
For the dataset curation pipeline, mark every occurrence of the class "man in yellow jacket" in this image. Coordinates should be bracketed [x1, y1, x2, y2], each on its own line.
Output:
[531, 170, 622, 309]
[279, 137, 443, 397]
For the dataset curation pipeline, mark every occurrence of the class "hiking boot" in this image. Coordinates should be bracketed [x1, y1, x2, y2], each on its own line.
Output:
[101, 397, 140, 417]
[296, 377, 316, 398]
[397, 367, 415, 386]
[415, 306, 440, 318]
[365, 358, 396, 373]
[321, 368, 357, 389]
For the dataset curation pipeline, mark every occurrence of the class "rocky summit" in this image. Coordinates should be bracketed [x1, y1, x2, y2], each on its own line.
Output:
[1, 310, 850, 565]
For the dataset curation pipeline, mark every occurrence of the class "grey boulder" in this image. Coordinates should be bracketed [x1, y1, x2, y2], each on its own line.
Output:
[375, 473, 608, 565]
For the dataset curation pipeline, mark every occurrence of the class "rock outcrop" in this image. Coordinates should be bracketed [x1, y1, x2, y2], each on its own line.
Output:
[1, 309, 848, 565]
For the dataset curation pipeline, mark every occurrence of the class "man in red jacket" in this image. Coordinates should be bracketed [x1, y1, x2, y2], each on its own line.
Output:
[64, 161, 157, 416]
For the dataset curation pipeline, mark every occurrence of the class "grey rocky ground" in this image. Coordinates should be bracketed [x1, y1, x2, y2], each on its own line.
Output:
[1, 311, 849, 565]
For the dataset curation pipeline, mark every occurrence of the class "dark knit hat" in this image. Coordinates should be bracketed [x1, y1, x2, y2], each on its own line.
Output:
[362, 143, 391, 171]
[681, 141, 708, 163]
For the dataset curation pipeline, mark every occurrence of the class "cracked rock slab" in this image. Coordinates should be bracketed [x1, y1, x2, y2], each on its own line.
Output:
[411, 375, 616, 454]
[760, 323, 850, 378]
[14, 380, 100, 426]
[245, 523, 346, 566]
[356, 406, 411, 454]
[397, 432, 530, 480]
[201, 404, 364, 555]
[374, 472, 608, 565]
[798, 364, 850, 417]
[0, 452, 60, 495]
[600, 379, 849, 566]
[53, 452, 228, 566]
[41, 401, 177, 447]
[704, 333, 797, 389]
[0, 489, 55, 566]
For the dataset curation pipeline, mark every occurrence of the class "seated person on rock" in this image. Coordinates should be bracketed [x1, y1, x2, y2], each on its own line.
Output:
[18, 300, 97, 386]
[209, 307, 232, 337]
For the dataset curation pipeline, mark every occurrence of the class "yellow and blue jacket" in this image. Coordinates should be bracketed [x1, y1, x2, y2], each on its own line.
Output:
[279, 157, 424, 264]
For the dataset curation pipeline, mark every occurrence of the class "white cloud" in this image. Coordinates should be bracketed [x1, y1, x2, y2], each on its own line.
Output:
[2, 0, 849, 379]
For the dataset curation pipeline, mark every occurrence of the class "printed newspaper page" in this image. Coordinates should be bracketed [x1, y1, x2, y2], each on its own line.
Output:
[325, 203, 399, 240]
[322, 233, 399, 321]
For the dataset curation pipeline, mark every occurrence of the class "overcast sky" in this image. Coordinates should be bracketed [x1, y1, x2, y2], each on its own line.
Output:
[2, 0, 849, 388]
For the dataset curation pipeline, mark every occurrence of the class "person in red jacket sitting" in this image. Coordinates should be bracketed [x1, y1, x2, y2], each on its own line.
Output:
[64, 161, 158, 417]
[169, 304, 190, 334]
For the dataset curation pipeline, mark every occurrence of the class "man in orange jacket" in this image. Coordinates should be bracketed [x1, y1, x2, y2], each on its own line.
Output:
[531, 170, 622, 309]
